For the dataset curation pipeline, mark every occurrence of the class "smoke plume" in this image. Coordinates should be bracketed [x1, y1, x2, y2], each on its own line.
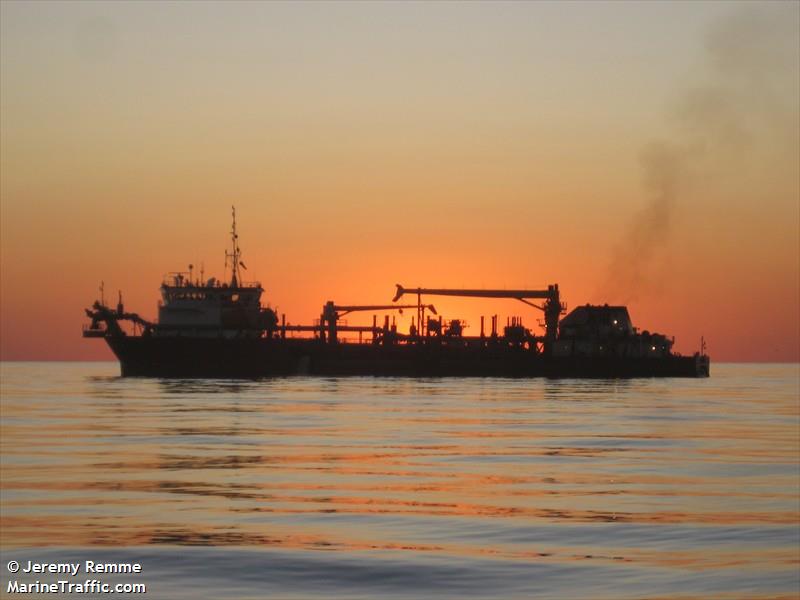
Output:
[601, 4, 799, 302]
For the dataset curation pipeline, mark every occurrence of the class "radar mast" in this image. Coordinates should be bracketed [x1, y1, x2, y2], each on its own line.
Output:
[225, 206, 242, 287]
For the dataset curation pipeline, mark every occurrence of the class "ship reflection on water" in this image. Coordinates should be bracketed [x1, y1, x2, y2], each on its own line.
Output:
[1, 362, 797, 599]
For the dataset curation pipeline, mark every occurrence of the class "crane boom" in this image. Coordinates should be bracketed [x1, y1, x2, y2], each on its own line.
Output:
[393, 284, 555, 302]
[334, 303, 437, 315]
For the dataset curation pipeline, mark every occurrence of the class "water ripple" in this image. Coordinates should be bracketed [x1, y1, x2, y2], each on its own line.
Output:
[1, 362, 798, 599]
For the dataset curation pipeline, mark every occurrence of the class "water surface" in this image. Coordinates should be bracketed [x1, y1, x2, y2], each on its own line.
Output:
[1, 362, 798, 598]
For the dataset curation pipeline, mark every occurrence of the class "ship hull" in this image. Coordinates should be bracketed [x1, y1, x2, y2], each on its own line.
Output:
[105, 336, 710, 378]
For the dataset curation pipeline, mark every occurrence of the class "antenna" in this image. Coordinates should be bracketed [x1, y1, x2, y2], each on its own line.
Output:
[99, 281, 105, 306]
[225, 205, 241, 287]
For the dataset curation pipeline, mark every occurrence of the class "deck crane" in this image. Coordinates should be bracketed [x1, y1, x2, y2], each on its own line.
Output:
[392, 284, 564, 354]
[321, 301, 437, 343]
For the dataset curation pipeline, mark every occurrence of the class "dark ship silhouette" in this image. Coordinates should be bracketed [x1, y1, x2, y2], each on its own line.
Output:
[84, 208, 710, 378]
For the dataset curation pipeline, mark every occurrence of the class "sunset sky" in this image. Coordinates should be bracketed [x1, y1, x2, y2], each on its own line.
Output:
[1, 0, 798, 362]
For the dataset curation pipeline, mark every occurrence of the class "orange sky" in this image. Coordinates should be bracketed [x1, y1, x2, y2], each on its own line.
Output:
[1, 1, 798, 362]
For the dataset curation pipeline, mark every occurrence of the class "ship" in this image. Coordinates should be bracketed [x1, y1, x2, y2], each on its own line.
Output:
[84, 208, 710, 378]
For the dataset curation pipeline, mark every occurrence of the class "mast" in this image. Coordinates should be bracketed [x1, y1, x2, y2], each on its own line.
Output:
[225, 206, 241, 287]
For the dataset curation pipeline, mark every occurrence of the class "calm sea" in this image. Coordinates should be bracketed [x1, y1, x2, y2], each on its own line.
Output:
[1, 362, 798, 599]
